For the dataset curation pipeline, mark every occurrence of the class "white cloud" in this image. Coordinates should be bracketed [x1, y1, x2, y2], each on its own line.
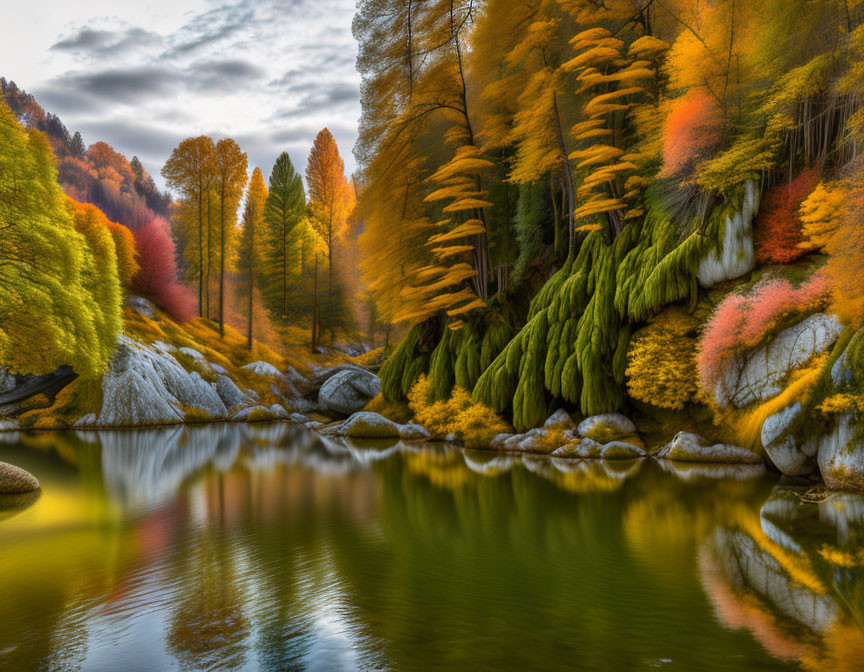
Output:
[0, 0, 360, 189]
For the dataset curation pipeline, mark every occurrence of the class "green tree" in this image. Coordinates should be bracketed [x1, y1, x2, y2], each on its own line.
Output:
[0, 100, 121, 377]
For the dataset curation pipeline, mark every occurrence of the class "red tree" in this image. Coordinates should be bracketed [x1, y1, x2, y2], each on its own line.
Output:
[131, 215, 197, 322]
[661, 90, 723, 178]
[754, 168, 820, 264]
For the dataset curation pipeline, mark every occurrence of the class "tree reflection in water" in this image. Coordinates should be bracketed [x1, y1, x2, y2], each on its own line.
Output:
[0, 425, 861, 671]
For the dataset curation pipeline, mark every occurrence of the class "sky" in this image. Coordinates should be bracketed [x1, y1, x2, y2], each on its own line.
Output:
[0, 0, 361, 191]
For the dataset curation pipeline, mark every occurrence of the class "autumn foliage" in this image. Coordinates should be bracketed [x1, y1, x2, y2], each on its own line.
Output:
[697, 275, 830, 393]
[661, 90, 723, 178]
[754, 169, 819, 264]
[131, 216, 197, 322]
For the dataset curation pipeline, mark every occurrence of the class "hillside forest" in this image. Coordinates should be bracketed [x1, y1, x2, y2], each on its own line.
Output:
[4, 0, 864, 487]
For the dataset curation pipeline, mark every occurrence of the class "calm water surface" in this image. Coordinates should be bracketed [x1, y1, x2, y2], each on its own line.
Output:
[0, 424, 862, 671]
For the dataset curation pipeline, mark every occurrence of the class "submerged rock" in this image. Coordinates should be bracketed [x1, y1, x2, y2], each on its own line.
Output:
[657, 431, 762, 464]
[601, 441, 647, 460]
[697, 180, 759, 288]
[715, 313, 844, 408]
[339, 411, 400, 438]
[318, 368, 381, 415]
[0, 462, 39, 493]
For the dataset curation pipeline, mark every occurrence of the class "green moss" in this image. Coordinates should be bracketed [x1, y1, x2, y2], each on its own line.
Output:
[379, 324, 430, 401]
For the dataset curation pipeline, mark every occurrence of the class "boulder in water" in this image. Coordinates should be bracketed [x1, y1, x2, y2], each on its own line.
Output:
[0, 419, 19, 432]
[577, 413, 637, 443]
[657, 432, 762, 464]
[0, 462, 39, 493]
[817, 414, 864, 490]
[339, 411, 400, 438]
[318, 368, 382, 415]
[399, 423, 431, 440]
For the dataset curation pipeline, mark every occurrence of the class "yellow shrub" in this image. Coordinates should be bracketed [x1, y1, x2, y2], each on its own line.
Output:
[408, 375, 510, 448]
[626, 308, 699, 410]
[818, 393, 864, 414]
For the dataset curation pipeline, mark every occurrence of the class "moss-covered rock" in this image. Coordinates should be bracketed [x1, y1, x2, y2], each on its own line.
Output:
[657, 431, 762, 464]
[577, 413, 637, 443]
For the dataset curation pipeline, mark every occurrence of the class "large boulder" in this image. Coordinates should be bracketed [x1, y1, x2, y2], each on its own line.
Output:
[760, 402, 818, 476]
[214, 374, 253, 410]
[178, 347, 211, 372]
[0, 462, 39, 493]
[242, 361, 283, 378]
[817, 414, 864, 490]
[697, 180, 759, 288]
[339, 411, 400, 439]
[657, 431, 762, 464]
[715, 313, 844, 408]
[98, 336, 227, 427]
[318, 368, 382, 415]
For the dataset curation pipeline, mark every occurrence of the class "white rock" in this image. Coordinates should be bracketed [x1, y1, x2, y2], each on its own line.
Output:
[601, 441, 647, 460]
[98, 335, 227, 427]
[544, 409, 574, 427]
[399, 423, 431, 440]
[243, 361, 283, 378]
[761, 402, 817, 476]
[715, 313, 845, 408]
[151, 341, 176, 356]
[74, 413, 97, 428]
[339, 412, 400, 438]
[126, 294, 156, 318]
[232, 405, 269, 421]
[817, 414, 864, 490]
[318, 368, 382, 415]
[577, 413, 636, 440]
[697, 180, 759, 288]
[214, 374, 253, 409]
[210, 362, 229, 375]
[762, 402, 801, 447]
[658, 431, 762, 464]
[289, 412, 309, 423]
[269, 404, 289, 419]
[0, 419, 20, 432]
[305, 421, 325, 430]
[490, 433, 513, 449]
[831, 345, 853, 387]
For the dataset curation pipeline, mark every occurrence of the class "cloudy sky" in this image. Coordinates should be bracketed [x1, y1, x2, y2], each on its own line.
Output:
[0, 0, 360, 191]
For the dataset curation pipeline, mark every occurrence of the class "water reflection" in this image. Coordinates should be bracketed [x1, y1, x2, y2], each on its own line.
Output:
[701, 486, 864, 671]
[0, 425, 861, 671]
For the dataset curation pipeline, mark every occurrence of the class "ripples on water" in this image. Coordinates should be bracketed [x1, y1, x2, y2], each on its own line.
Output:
[0, 424, 862, 671]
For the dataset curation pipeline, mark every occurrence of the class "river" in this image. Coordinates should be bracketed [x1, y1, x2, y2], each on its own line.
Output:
[0, 424, 861, 671]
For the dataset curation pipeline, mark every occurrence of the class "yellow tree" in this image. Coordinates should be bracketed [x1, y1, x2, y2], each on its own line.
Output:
[306, 128, 353, 298]
[213, 138, 248, 337]
[162, 136, 216, 316]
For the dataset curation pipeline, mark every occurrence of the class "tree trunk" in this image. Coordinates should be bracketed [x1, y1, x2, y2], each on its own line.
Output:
[197, 182, 203, 317]
[247, 265, 254, 351]
[205, 195, 212, 319]
[219, 186, 225, 337]
[312, 252, 320, 349]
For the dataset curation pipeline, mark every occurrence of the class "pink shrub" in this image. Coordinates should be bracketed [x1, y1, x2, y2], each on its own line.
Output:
[131, 215, 197, 322]
[697, 275, 830, 392]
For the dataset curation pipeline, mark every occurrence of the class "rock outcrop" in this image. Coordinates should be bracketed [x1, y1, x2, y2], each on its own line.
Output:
[98, 335, 227, 426]
[697, 180, 759, 288]
[657, 431, 762, 463]
[242, 361, 283, 378]
[318, 368, 381, 415]
[214, 374, 254, 410]
[715, 313, 844, 408]
[0, 462, 39, 493]
[817, 414, 864, 490]
[760, 402, 818, 476]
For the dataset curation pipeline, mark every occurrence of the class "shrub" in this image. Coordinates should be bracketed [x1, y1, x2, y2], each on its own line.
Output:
[408, 374, 510, 448]
[697, 275, 830, 394]
[626, 307, 699, 410]
[754, 169, 819, 264]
